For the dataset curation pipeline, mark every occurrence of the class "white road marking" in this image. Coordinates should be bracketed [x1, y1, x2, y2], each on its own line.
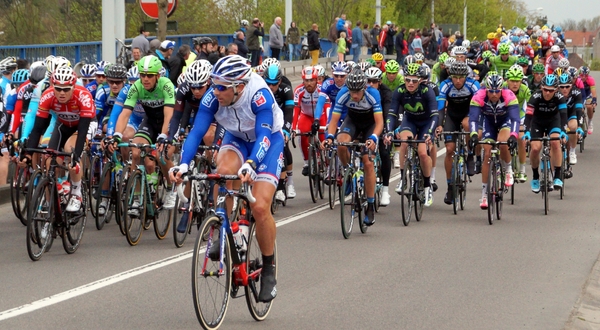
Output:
[0, 147, 446, 321]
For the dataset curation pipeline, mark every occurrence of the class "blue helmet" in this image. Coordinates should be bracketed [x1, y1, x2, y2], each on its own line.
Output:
[542, 74, 559, 88]
[555, 26, 562, 33]
[80, 64, 97, 77]
[331, 61, 349, 75]
[264, 64, 282, 84]
[12, 69, 30, 84]
[559, 73, 572, 85]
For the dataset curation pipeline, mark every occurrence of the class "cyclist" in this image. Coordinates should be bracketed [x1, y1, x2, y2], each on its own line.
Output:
[264, 64, 296, 202]
[315, 64, 328, 85]
[365, 66, 392, 206]
[170, 55, 284, 303]
[4, 68, 29, 136]
[96, 64, 128, 133]
[21, 66, 95, 212]
[420, 65, 440, 192]
[381, 60, 404, 92]
[557, 73, 584, 166]
[545, 45, 564, 75]
[468, 72, 520, 209]
[323, 67, 382, 225]
[436, 61, 480, 204]
[522, 74, 568, 192]
[503, 65, 531, 183]
[321, 61, 349, 114]
[9, 64, 45, 138]
[431, 53, 449, 84]
[79, 64, 97, 86]
[528, 63, 545, 93]
[578, 66, 597, 134]
[292, 66, 330, 176]
[489, 44, 517, 77]
[85, 60, 110, 99]
[372, 53, 386, 72]
[112, 55, 177, 214]
[386, 63, 438, 207]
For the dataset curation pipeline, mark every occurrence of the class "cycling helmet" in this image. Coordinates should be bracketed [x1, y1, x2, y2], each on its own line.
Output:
[413, 52, 425, 63]
[345, 67, 367, 90]
[137, 55, 163, 74]
[358, 61, 372, 71]
[265, 64, 282, 84]
[364, 67, 383, 80]
[542, 74, 559, 88]
[487, 32, 495, 40]
[331, 61, 349, 75]
[80, 64, 97, 78]
[254, 63, 266, 77]
[554, 67, 564, 77]
[557, 58, 570, 69]
[566, 66, 579, 79]
[177, 74, 187, 86]
[532, 63, 545, 73]
[403, 63, 422, 77]
[159, 67, 167, 77]
[520, 36, 530, 45]
[511, 35, 520, 44]
[557, 41, 566, 49]
[346, 61, 357, 69]
[30, 61, 44, 71]
[531, 34, 538, 40]
[403, 55, 415, 65]
[551, 32, 558, 39]
[105, 64, 128, 80]
[559, 73, 572, 85]
[314, 64, 326, 77]
[471, 41, 481, 50]
[452, 46, 468, 56]
[0, 57, 17, 73]
[580, 66, 591, 75]
[481, 50, 494, 61]
[498, 43, 510, 55]
[485, 71, 504, 89]
[541, 32, 548, 40]
[29, 65, 47, 85]
[444, 57, 456, 68]
[516, 56, 529, 66]
[365, 58, 376, 66]
[372, 53, 384, 61]
[127, 66, 139, 81]
[95, 60, 110, 75]
[185, 59, 212, 87]
[438, 53, 449, 64]
[420, 65, 431, 80]
[384, 60, 400, 73]
[505, 65, 524, 81]
[302, 66, 318, 80]
[12, 69, 29, 84]
[43, 55, 55, 67]
[448, 61, 469, 76]
[262, 57, 280, 69]
[462, 40, 471, 48]
[555, 26, 562, 33]
[550, 45, 560, 53]
[46, 56, 71, 74]
[193, 36, 213, 46]
[51, 66, 77, 86]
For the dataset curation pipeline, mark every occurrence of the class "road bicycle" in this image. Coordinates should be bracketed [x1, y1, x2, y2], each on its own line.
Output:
[115, 38, 132, 66]
[187, 171, 276, 329]
[26, 148, 88, 261]
[95, 144, 129, 234]
[393, 138, 428, 226]
[528, 136, 562, 215]
[294, 131, 325, 203]
[442, 131, 470, 214]
[477, 141, 511, 225]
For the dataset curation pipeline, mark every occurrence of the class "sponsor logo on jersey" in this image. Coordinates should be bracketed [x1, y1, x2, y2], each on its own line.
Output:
[202, 92, 214, 107]
[139, 99, 165, 107]
[253, 91, 266, 107]
[39, 90, 54, 105]
[79, 91, 93, 109]
[258, 164, 267, 172]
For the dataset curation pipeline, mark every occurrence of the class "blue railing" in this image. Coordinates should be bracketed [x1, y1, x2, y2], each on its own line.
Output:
[0, 33, 336, 64]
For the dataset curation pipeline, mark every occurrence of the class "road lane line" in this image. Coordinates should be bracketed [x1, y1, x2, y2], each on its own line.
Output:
[0, 147, 446, 321]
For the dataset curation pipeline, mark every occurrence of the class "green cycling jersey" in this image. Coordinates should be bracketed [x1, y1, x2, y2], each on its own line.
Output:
[503, 81, 531, 118]
[489, 55, 517, 76]
[124, 77, 176, 121]
[381, 72, 404, 92]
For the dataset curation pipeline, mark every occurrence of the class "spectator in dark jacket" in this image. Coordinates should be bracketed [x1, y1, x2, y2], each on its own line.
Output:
[234, 31, 249, 59]
[395, 27, 406, 63]
[307, 23, 321, 65]
[370, 24, 381, 53]
[168, 44, 190, 85]
[246, 18, 265, 67]
[385, 23, 397, 55]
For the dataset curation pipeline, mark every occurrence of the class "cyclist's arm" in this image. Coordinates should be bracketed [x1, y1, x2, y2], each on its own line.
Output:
[168, 85, 188, 140]
[180, 90, 219, 167]
[107, 90, 127, 137]
[558, 96, 568, 130]
[25, 91, 54, 150]
[160, 79, 176, 137]
[387, 89, 401, 133]
[468, 91, 485, 133]
[74, 117, 92, 162]
[281, 86, 295, 137]
[437, 80, 449, 121]
[94, 87, 107, 122]
[117, 83, 141, 135]
[523, 95, 537, 132]
[573, 90, 584, 121]
[313, 94, 329, 122]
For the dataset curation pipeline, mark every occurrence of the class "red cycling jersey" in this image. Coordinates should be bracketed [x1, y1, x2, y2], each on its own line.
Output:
[37, 85, 95, 127]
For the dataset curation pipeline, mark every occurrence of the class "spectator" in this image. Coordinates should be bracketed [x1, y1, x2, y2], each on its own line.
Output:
[362, 23, 372, 56]
[226, 43, 238, 55]
[328, 18, 339, 43]
[411, 31, 423, 54]
[337, 31, 348, 61]
[384, 22, 397, 55]
[286, 21, 301, 61]
[156, 40, 174, 77]
[395, 27, 406, 63]
[129, 46, 142, 69]
[440, 31, 449, 54]
[346, 21, 353, 55]
[269, 17, 284, 60]
[307, 23, 321, 66]
[132, 25, 150, 55]
[407, 29, 415, 55]
[351, 20, 362, 62]
[234, 31, 249, 59]
[168, 44, 190, 85]
[208, 39, 226, 65]
[370, 23, 381, 54]
[378, 25, 388, 54]
[337, 14, 347, 38]
[455, 31, 464, 47]
[247, 18, 265, 67]
[149, 39, 161, 55]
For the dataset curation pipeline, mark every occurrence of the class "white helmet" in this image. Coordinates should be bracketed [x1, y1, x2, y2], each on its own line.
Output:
[262, 57, 280, 69]
[462, 40, 471, 48]
[46, 56, 71, 77]
[51, 66, 77, 85]
[314, 64, 326, 77]
[185, 59, 213, 87]
[452, 46, 468, 56]
[241, 19, 249, 26]
[558, 58, 570, 69]
[211, 55, 252, 84]
[550, 45, 560, 53]
[177, 73, 186, 86]
[127, 66, 139, 81]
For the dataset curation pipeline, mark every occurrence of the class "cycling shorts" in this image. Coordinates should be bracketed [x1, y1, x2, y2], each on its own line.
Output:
[338, 116, 376, 142]
[48, 123, 78, 152]
[530, 115, 562, 139]
[481, 115, 512, 141]
[134, 117, 163, 143]
[399, 117, 432, 140]
[443, 114, 468, 143]
[127, 115, 143, 132]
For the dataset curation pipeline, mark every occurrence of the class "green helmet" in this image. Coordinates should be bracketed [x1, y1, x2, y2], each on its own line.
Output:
[385, 60, 400, 73]
[438, 53, 449, 64]
[481, 50, 494, 60]
[366, 58, 376, 66]
[505, 65, 524, 81]
[403, 63, 421, 77]
[137, 55, 163, 74]
[498, 43, 510, 55]
[516, 56, 529, 66]
[532, 63, 545, 73]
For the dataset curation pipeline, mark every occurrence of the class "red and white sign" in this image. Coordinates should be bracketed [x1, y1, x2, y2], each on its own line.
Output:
[140, 0, 177, 20]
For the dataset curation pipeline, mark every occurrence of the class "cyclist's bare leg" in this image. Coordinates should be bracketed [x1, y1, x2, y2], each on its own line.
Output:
[417, 142, 431, 177]
[362, 153, 375, 198]
[398, 131, 412, 170]
[568, 119, 578, 151]
[336, 133, 352, 167]
[498, 129, 511, 164]
[529, 141, 541, 169]
[444, 141, 456, 180]
[549, 132, 562, 169]
[481, 144, 492, 185]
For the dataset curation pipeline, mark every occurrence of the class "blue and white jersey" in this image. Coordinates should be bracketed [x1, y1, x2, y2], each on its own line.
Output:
[106, 83, 145, 136]
[332, 86, 382, 124]
[438, 77, 480, 118]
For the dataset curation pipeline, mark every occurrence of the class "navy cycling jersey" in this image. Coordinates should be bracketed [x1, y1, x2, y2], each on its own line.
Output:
[524, 89, 568, 131]
[272, 82, 294, 135]
[564, 87, 584, 120]
[387, 83, 438, 132]
[332, 86, 382, 125]
[437, 77, 480, 119]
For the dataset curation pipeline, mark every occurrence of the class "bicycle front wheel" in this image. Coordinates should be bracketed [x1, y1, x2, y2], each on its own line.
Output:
[317, 148, 325, 200]
[123, 170, 146, 246]
[327, 149, 338, 210]
[153, 170, 173, 240]
[308, 146, 318, 203]
[487, 161, 496, 225]
[400, 158, 413, 226]
[496, 165, 504, 221]
[452, 156, 459, 215]
[245, 219, 277, 321]
[192, 215, 230, 330]
[414, 167, 424, 222]
[63, 182, 88, 254]
[27, 177, 53, 261]
[95, 163, 115, 230]
[340, 167, 355, 239]
[88, 156, 102, 218]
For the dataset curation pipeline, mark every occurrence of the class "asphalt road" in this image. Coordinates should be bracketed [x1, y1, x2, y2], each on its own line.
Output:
[1, 75, 600, 329]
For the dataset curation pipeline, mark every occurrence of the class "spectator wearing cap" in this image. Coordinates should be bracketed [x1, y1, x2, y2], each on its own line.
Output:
[269, 17, 284, 60]
[132, 25, 150, 55]
[246, 18, 265, 67]
[168, 44, 190, 86]
[155, 40, 175, 78]
[234, 31, 249, 60]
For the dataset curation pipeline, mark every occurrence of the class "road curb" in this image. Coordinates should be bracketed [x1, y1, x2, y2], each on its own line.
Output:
[565, 253, 600, 329]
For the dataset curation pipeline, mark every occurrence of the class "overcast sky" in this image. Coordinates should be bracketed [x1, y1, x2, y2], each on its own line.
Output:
[524, 0, 600, 26]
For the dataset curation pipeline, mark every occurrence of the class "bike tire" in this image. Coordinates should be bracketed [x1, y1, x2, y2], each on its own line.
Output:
[358, 188, 368, 234]
[26, 169, 44, 225]
[560, 155, 566, 200]
[452, 156, 459, 215]
[327, 149, 338, 210]
[15, 165, 30, 226]
[340, 167, 355, 239]
[88, 156, 102, 218]
[153, 170, 173, 240]
[374, 155, 382, 213]
[414, 165, 424, 222]
[543, 159, 549, 215]
[245, 219, 277, 321]
[487, 161, 495, 225]
[95, 163, 115, 230]
[318, 148, 326, 200]
[460, 156, 468, 210]
[401, 157, 413, 226]
[123, 170, 146, 246]
[116, 164, 129, 236]
[63, 181, 88, 254]
[192, 215, 231, 330]
[26, 177, 53, 261]
[308, 146, 318, 203]
[496, 166, 504, 221]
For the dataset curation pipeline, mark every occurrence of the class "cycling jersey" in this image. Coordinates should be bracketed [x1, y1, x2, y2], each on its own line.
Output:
[85, 80, 100, 99]
[469, 88, 520, 140]
[564, 87, 584, 121]
[544, 55, 564, 75]
[524, 90, 568, 137]
[333, 86, 382, 124]
[95, 83, 117, 124]
[272, 81, 294, 135]
[9, 81, 34, 134]
[503, 82, 531, 119]
[438, 77, 480, 120]
[168, 81, 204, 140]
[381, 73, 403, 92]
[321, 78, 344, 118]
[106, 83, 145, 137]
[123, 77, 176, 122]
[22, 78, 56, 143]
[580, 75, 596, 97]
[293, 84, 330, 125]
[387, 83, 438, 136]
[489, 55, 517, 76]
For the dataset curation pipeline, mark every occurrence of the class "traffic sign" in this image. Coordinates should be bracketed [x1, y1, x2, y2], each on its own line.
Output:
[140, 0, 177, 20]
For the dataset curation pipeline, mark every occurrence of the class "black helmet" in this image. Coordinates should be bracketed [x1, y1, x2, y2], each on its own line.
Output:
[29, 65, 47, 85]
[104, 64, 128, 79]
[345, 67, 367, 91]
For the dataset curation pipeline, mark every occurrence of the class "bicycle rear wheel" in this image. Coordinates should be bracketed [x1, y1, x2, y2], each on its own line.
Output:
[496, 166, 504, 221]
[88, 156, 102, 218]
[542, 158, 549, 215]
[327, 149, 338, 210]
[173, 182, 192, 248]
[192, 215, 230, 330]
[123, 170, 146, 246]
[95, 163, 115, 230]
[245, 219, 277, 321]
[26, 169, 44, 224]
[340, 167, 355, 239]
[63, 182, 88, 254]
[487, 161, 496, 225]
[452, 156, 459, 215]
[400, 158, 413, 226]
[308, 146, 318, 203]
[414, 167, 424, 222]
[27, 177, 53, 261]
[317, 148, 325, 200]
[459, 156, 468, 210]
[15, 165, 30, 226]
[374, 155, 382, 213]
[153, 171, 173, 240]
[116, 164, 129, 236]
